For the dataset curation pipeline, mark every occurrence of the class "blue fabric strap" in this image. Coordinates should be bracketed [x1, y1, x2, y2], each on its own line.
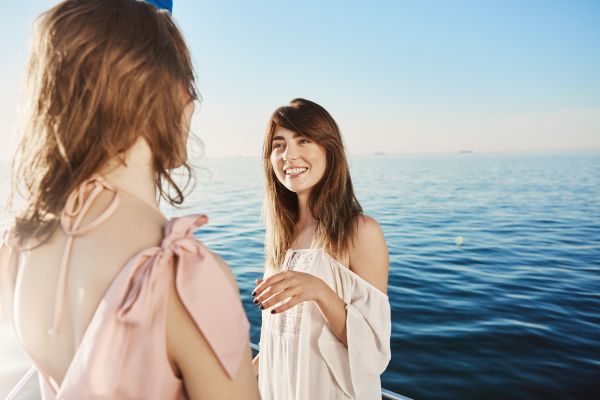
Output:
[145, 0, 173, 13]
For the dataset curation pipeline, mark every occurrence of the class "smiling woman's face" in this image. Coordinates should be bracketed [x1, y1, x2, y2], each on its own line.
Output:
[270, 127, 327, 196]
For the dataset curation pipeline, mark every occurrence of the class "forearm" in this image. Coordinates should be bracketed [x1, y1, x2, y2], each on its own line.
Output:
[315, 284, 348, 346]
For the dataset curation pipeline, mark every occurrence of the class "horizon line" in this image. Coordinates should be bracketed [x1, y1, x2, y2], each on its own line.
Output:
[1, 148, 599, 163]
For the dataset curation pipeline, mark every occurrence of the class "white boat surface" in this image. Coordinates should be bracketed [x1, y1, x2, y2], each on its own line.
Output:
[3, 344, 412, 400]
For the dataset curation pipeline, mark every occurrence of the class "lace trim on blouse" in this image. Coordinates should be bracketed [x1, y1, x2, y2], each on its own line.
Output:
[271, 249, 318, 336]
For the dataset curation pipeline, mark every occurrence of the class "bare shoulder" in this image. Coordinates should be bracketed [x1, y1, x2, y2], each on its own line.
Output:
[354, 214, 385, 240]
[81, 190, 166, 256]
[350, 214, 387, 257]
[110, 192, 166, 243]
[348, 214, 389, 294]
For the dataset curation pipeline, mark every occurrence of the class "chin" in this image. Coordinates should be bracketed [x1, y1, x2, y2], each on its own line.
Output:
[286, 183, 312, 195]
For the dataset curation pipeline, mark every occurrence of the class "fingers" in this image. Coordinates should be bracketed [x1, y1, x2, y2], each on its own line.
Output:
[254, 279, 294, 304]
[259, 287, 300, 310]
[252, 271, 290, 298]
[271, 295, 305, 314]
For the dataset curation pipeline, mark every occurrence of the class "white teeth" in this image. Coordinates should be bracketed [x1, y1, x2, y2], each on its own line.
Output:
[285, 167, 308, 175]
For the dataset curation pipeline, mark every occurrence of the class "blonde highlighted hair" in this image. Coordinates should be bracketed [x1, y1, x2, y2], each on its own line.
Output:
[8, 0, 198, 244]
[262, 98, 363, 269]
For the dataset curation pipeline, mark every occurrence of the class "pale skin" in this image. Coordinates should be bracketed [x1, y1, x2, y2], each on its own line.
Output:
[115, 101, 259, 399]
[8, 99, 260, 399]
[111, 101, 259, 399]
[167, 251, 260, 399]
[251, 127, 389, 374]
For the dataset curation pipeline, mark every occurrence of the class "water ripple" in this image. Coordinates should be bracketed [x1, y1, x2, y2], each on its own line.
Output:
[3, 153, 599, 399]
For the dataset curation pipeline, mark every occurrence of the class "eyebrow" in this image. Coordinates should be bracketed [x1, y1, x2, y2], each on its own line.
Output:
[272, 133, 302, 141]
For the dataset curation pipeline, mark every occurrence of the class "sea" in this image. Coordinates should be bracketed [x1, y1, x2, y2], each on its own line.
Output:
[1, 152, 599, 399]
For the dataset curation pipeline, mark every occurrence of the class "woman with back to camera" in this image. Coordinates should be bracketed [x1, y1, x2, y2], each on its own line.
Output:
[252, 98, 392, 399]
[0, 0, 260, 399]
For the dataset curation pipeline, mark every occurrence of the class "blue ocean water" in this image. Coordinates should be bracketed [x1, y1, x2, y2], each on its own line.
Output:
[178, 152, 600, 400]
[1, 152, 599, 399]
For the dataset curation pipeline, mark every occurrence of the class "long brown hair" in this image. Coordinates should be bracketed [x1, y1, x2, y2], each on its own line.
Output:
[262, 98, 363, 269]
[7, 0, 198, 245]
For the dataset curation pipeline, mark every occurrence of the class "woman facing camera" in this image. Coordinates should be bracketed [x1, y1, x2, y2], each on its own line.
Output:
[252, 98, 392, 399]
[0, 1, 259, 399]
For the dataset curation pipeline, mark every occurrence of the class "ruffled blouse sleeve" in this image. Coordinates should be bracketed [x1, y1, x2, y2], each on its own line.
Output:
[58, 214, 250, 399]
[316, 251, 392, 398]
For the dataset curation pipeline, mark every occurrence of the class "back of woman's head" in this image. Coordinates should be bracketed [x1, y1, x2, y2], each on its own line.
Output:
[9, 0, 197, 243]
[262, 98, 363, 268]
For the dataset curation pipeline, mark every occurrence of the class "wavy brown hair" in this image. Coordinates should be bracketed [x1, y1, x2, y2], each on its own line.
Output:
[7, 0, 198, 245]
[262, 98, 363, 269]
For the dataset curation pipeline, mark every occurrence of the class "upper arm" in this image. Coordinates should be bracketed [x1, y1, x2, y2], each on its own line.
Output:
[165, 253, 259, 400]
[210, 252, 241, 296]
[348, 215, 389, 295]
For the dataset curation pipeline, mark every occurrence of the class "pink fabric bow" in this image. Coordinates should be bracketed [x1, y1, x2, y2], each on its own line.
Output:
[58, 215, 250, 398]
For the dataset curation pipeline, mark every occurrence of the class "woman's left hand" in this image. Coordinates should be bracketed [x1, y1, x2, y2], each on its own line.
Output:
[252, 271, 326, 314]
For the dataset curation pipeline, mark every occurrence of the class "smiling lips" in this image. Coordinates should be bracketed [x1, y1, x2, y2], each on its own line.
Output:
[285, 167, 308, 177]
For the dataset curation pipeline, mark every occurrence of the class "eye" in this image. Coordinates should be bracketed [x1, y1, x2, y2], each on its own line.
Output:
[272, 142, 283, 149]
[298, 138, 311, 144]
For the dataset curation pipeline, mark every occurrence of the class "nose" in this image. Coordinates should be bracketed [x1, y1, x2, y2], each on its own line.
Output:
[283, 142, 299, 161]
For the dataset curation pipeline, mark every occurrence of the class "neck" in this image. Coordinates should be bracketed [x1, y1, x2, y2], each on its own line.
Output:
[296, 191, 315, 230]
[99, 138, 159, 209]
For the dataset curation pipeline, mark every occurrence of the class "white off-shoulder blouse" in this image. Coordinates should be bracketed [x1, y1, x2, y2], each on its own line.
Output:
[258, 248, 391, 400]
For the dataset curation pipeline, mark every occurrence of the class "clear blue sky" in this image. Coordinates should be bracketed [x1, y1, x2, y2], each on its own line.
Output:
[1, 0, 599, 158]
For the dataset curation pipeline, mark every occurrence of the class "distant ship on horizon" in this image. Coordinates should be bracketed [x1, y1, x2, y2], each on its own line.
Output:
[374, 151, 386, 156]
[459, 150, 474, 154]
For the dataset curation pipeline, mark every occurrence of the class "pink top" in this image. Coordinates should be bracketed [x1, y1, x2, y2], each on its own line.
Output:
[0, 175, 250, 399]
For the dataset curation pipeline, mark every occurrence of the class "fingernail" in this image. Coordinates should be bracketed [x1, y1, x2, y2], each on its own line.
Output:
[253, 299, 259, 304]
[259, 304, 265, 310]
[251, 291, 256, 297]
[271, 310, 276, 314]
